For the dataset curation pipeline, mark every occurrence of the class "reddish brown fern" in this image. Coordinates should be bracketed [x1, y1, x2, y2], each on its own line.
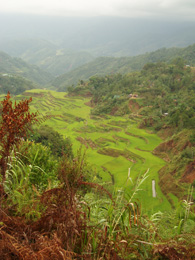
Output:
[0, 92, 38, 179]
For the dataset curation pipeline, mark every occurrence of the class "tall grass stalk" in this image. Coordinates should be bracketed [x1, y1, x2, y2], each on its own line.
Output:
[184, 185, 194, 221]
[3, 153, 46, 218]
[111, 168, 149, 234]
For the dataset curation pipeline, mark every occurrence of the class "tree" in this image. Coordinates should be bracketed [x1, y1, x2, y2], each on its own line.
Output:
[0, 92, 37, 179]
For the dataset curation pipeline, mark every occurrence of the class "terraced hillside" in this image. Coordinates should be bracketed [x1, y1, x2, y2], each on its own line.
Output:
[19, 89, 172, 213]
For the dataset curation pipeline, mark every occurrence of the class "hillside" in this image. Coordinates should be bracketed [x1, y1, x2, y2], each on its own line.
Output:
[66, 59, 195, 204]
[52, 44, 195, 90]
[33, 49, 93, 77]
[0, 39, 94, 77]
[0, 51, 53, 85]
[0, 74, 37, 95]
[16, 89, 170, 214]
[11, 59, 195, 208]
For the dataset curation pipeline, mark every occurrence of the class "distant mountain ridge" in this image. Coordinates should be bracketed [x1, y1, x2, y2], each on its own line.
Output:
[52, 44, 195, 91]
[0, 15, 195, 57]
[0, 51, 53, 85]
[0, 39, 94, 77]
[0, 40, 194, 91]
[0, 15, 195, 79]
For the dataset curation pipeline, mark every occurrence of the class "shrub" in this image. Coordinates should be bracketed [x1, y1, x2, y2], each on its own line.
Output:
[21, 141, 59, 190]
[31, 125, 73, 158]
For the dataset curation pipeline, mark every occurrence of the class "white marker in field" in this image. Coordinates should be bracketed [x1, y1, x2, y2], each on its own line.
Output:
[128, 167, 133, 184]
[152, 179, 156, 198]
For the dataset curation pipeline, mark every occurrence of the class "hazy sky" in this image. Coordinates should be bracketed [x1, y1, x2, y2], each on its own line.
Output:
[0, 0, 195, 20]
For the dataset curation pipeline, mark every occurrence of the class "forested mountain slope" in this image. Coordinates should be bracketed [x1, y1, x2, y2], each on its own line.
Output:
[52, 44, 195, 91]
[0, 74, 37, 95]
[0, 51, 53, 85]
[0, 39, 94, 77]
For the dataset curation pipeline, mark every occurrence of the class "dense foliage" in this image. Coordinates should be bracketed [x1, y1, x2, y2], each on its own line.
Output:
[0, 51, 53, 85]
[0, 74, 36, 95]
[53, 44, 195, 90]
[0, 92, 37, 178]
[31, 124, 73, 158]
[68, 59, 195, 130]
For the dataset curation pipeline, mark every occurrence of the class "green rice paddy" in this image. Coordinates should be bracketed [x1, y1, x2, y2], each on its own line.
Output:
[22, 89, 172, 213]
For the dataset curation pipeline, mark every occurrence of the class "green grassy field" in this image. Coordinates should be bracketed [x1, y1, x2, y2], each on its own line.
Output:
[19, 89, 171, 213]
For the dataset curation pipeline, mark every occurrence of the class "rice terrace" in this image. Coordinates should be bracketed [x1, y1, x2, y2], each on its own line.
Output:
[19, 89, 171, 213]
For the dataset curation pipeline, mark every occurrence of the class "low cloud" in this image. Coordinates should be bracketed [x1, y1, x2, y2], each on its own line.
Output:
[1, 0, 195, 20]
